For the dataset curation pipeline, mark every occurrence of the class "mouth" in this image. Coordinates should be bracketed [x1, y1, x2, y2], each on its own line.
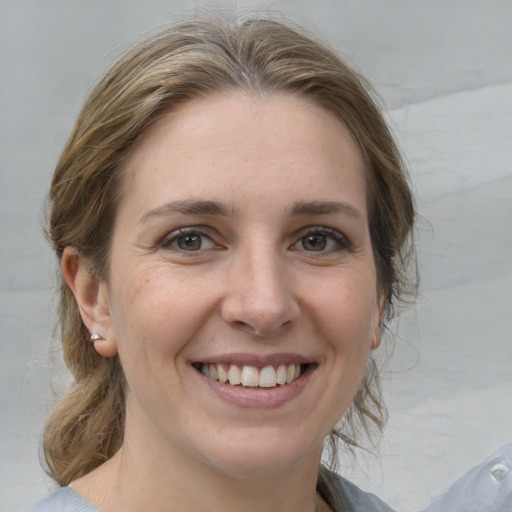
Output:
[192, 362, 310, 389]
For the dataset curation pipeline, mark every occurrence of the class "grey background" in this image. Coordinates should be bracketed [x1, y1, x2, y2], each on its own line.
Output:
[1, 1, 511, 510]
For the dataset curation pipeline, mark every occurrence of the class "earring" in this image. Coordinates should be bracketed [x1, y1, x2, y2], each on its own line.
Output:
[90, 333, 103, 342]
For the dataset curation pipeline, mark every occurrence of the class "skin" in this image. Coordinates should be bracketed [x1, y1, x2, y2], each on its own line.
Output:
[63, 91, 384, 512]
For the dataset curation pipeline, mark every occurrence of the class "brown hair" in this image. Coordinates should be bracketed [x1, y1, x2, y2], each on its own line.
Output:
[43, 12, 417, 486]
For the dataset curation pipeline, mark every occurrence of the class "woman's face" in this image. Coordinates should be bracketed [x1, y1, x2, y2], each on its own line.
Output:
[98, 92, 383, 477]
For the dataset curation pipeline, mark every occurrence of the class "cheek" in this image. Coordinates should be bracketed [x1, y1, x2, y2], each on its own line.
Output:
[108, 278, 187, 413]
[109, 268, 217, 366]
[310, 270, 379, 386]
[316, 273, 379, 343]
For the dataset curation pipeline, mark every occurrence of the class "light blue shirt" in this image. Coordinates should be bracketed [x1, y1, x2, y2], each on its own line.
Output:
[25, 487, 98, 512]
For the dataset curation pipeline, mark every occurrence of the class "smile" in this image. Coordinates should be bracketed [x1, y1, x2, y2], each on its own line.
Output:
[195, 363, 307, 388]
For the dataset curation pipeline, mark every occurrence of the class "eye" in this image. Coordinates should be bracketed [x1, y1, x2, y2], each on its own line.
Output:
[301, 234, 329, 251]
[160, 229, 217, 253]
[292, 227, 350, 253]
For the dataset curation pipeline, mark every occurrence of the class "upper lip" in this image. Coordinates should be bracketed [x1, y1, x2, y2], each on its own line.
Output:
[191, 352, 314, 367]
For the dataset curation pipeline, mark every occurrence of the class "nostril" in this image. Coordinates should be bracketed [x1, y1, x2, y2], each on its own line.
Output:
[229, 320, 264, 336]
[225, 318, 290, 338]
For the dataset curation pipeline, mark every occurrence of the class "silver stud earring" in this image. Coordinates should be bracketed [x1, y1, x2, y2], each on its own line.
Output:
[90, 333, 103, 342]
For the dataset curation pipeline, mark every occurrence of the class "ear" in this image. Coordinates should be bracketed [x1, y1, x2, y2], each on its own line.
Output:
[61, 246, 118, 357]
[370, 293, 387, 351]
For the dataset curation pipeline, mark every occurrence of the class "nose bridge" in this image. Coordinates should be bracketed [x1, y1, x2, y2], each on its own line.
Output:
[222, 237, 299, 336]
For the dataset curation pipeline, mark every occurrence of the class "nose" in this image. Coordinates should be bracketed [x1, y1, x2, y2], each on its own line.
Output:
[220, 244, 300, 337]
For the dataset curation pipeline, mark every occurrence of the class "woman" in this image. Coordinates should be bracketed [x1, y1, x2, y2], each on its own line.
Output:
[27, 12, 416, 512]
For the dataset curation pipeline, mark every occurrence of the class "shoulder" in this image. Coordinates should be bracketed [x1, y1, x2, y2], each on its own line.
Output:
[24, 487, 99, 512]
[318, 466, 395, 512]
[421, 442, 512, 512]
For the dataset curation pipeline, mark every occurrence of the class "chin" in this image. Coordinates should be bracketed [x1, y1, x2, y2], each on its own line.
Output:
[197, 430, 323, 479]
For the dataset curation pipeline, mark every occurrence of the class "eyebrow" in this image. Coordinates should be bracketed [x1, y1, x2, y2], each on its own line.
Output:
[139, 199, 364, 224]
[287, 200, 365, 223]
[139, 200, 233, 223]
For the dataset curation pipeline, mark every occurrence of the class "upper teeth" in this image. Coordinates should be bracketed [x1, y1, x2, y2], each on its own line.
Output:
[200, 363, 302, 388]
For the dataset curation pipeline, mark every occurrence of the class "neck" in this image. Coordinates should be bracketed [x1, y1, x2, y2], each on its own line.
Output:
[70, 413, 329, 512]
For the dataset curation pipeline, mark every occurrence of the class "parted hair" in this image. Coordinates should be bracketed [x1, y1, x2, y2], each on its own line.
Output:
[43, 11, 417, 486]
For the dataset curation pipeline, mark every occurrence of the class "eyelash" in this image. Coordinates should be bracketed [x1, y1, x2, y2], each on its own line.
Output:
[157, 226, 351, 255]
[291, 227, 351, 254]
[158, 228, 218, 254]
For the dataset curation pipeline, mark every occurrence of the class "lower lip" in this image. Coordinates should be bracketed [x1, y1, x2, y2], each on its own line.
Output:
[195, 365, 316, 409]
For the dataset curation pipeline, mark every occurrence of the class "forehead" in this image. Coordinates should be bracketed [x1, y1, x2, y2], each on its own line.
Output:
[120, 91, 367, 218]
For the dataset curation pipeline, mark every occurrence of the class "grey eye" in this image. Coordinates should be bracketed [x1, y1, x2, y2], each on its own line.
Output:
[161, 230, 217, 252]
[302, 234, 327, 251]
[291, 228, 350, 254]
[177, 234, 203, 251]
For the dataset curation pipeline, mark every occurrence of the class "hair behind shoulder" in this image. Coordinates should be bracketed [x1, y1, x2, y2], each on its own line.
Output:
[43, 10, 417, 485]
